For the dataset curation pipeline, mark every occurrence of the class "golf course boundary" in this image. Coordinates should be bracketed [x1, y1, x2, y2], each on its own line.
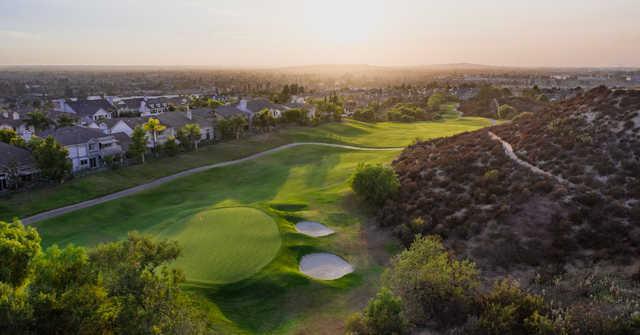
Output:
[21, 142, 402, 225]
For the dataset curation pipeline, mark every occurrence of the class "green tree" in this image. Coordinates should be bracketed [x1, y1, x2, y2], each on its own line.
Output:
[230, 116, 248, 139]
[0, 128, 18, 144]
[143, 118, 166, 156]
[427, 92, 446, 111]
[0, 222, 208, 334]
[346, 288, 408, 335]
[129, 126, 148, 164]
[0, 220, 41, 286]
[55, 114, 78, 128]
[476, 279, 553, 335]
[163, 136, 180, 156]
[90, 233, 207, 334]
[29, 244, 117, 334]
[254, 109, 277, 131]
[384, 235, 479, 327]
[31, 136, 71, 182]
[497, 104, 516, 120]
[351, 164, 400, 207]
[281, 108, 306, 125]
[24, 110, 52, 131]
[177, 124, 202, 151]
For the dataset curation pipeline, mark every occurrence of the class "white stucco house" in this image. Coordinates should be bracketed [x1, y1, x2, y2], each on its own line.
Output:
[60, 99, 115, 126]
[39, 126, 124, 172]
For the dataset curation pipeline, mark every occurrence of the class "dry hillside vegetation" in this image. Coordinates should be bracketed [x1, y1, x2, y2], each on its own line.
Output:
[379, 87, 640, 324]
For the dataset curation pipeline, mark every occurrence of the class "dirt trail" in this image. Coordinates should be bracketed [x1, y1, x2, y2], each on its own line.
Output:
[488, 131, 575, 187]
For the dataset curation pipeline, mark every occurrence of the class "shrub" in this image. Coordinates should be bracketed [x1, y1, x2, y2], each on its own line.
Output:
[384, 235, 479, 328]
[351, 164, 400, 207]
[475, 279, 554, 335]
[346, 288, 408, 335]
[163, 136, 180, 156]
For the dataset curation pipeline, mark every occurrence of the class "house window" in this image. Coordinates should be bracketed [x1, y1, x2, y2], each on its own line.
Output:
[88, 144, 96, 151]
[80, 159, 88, 166]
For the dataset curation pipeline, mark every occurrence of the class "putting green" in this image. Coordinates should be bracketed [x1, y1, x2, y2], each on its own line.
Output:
[157, 207, 281, 284]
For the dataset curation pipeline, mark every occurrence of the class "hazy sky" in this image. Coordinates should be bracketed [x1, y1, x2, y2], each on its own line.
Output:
[1, 0, 639, 67]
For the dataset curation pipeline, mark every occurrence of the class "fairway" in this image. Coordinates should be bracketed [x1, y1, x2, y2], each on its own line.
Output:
[158, 207, 281, 284]
[1, 118, 489, 221]
[29, 119, 492, 334]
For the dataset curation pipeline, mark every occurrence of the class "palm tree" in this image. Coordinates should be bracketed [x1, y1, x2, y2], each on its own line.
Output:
[143, 118, 166, 156]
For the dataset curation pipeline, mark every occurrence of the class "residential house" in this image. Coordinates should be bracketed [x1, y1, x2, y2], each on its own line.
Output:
[284, 102, 317, 119]
[0, 142, 39, 191]
[39, 126, 124, 172]
[97, 109, 215, 148]
[238, 98, 285, 119]
[156, 108, 215, 142]
[61, 99, 115, 125]
[141, 98, 170, 116]
[0, 110, 35, 141]
[114, 97, 145, 116]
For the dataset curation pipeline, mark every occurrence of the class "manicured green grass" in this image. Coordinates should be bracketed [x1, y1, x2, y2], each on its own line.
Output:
[35, 146, 398, 334]
[0, 118, 489, 221]
[31, 113, 493, 333]
[159, 207, 281, 285]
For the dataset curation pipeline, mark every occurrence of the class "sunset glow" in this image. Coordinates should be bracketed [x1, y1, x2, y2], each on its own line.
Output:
[0, 0, 639, 67]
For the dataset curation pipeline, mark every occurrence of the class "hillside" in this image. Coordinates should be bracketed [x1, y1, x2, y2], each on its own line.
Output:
[380, 87, 640, 324]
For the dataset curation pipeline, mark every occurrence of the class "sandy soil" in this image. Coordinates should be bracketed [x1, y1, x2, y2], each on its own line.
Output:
[299, 253, 354, 280]
[295, 221, 335, 237]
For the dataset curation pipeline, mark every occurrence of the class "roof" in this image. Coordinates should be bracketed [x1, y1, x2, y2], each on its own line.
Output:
[112, 132, 131, 151]
[0, 142, 35, 167]
[38, 126, 110, 146]
[246, 98, 284, 113]
[284, 102, 315, 110]
[215, 105, 248, 119]
[0, 118, 25, 128]
[157, 109, 213, 128]
[66, 99, 114, 116]
[116, 98, 144, 110]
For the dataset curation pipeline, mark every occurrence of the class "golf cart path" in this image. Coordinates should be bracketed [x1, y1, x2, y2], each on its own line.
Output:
[22, 142, 402, 225]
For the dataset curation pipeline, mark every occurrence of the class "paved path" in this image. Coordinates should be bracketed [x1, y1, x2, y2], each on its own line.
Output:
[21, 142, 402, 225]
[488, 131, 575, 187]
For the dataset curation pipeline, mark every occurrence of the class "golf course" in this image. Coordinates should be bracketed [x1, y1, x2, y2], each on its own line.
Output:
[26, 115, 492, 334]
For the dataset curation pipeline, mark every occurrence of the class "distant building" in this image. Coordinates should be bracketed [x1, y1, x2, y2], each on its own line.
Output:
[61, 99, 115, 125]
[0, 110, 35, 141]
[39, 126, 123, 172]
[0, 142, 39, 191]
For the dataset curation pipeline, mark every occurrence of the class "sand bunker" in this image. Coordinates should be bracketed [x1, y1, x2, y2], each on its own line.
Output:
[295, 221, 335, 237]
[299, 253, 354, 280]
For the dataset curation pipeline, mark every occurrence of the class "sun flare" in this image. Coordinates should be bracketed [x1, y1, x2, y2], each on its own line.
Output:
[303, 0, 385, 44]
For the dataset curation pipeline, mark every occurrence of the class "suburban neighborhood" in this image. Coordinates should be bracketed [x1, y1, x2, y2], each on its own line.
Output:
[0, 90, 328, 191]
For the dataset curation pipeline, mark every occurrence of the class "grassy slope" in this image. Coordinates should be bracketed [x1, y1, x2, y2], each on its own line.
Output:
[36, 146, 399, 334]
[32, 111, 492, 334]
[159, 207, 281, 285]
[0, 117, 489, 220]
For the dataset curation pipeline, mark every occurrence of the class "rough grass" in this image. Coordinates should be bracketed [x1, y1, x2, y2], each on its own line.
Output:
[0, 117, 490, 221]
[158, 207, 281, 285]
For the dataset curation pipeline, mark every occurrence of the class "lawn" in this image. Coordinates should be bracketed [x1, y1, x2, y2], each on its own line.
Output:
[35, 146, 399, 334]
[0, 117, 490, 221]
[30, 115, 493, 334]
[159, 207, 281, 285]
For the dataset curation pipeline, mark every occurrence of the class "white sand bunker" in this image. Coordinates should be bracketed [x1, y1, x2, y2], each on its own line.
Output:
[295, 221, 335, 237]
[299, 253, 354, 280]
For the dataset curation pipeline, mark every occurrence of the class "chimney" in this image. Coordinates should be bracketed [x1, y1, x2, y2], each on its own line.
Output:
[238, 99, 248, 111]
[186, 105, 192, 120]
